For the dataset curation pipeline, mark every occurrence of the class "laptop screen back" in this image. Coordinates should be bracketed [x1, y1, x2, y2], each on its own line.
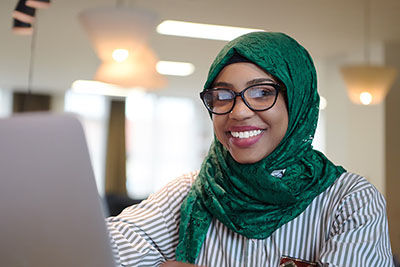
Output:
[0, 113, 115, 267]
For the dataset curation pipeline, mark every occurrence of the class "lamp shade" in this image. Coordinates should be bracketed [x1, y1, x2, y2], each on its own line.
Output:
[12, 18, 33, 35]
[341, 65, 398, 105]
[78, 6, 166, 89]
[13, 0, 35, 24]
[26, 0, 51, 9]
[95, 45, 167, 88]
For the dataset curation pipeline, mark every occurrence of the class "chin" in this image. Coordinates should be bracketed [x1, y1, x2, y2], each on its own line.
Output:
[230, 154, 262, 164]
[229, 148, 273, 164]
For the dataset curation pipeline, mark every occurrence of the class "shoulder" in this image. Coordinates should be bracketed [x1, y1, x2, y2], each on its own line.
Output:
[323, 171, 386, 217]
[148, 170, 199, 202]
[317, 174, 393, 265]
[106, 171, 199, 265]
[305, 172, 388, 239]
[326, 172, 384, 203]
[323, 172, 388, 234]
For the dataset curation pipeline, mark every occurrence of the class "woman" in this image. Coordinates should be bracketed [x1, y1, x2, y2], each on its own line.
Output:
[107, 32, 394, 266]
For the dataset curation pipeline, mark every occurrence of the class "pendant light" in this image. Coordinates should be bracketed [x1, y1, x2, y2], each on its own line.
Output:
[26, 0, 51, 9]
[11, 0, 51, 35]
[12, 19, 33, 35]
[340, 0, 397, 105]
[10, 0, 51, 102]
[78, 6, 167, 89]
[12, 0, 36, 24]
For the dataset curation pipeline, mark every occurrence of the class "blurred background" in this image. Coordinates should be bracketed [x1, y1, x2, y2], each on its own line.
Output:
[1, 0, 399, 259]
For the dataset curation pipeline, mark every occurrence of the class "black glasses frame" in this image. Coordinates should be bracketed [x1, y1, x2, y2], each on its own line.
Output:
[200, 83, 281, 115]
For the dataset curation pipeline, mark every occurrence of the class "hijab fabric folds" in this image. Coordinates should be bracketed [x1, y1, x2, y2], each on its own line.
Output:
[175, 32, 346, 263]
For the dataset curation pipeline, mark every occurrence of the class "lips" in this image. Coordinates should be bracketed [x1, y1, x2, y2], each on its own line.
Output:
[227, 126, 266, 148]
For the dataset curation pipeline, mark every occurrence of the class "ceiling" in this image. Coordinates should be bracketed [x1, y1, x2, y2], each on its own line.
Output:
[1, 0, 399, 97]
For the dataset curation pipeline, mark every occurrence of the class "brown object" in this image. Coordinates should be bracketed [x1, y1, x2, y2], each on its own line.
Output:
[385, 41, 400, 258]
[279, 256, 317, 267]
[105, 99, 127, 196]
[13, 92, 51, 113]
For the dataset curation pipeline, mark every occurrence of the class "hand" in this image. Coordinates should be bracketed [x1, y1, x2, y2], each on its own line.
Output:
[161, 261, 203, 267]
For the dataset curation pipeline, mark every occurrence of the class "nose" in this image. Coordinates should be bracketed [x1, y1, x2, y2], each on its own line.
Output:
[229, 97, 254, 120]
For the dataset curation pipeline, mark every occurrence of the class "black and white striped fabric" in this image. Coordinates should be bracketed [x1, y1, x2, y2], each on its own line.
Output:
[106, 172, 394, 267]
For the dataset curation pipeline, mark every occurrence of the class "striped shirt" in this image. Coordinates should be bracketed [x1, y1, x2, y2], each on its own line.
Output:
[106, 171, 394, 266]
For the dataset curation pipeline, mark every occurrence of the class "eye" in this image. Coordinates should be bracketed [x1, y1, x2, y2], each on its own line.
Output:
[247, 85, 276, 99]
[215, 90, 233, 101]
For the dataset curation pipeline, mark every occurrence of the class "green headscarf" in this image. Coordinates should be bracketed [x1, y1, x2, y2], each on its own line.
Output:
[175, 32, 346, 263]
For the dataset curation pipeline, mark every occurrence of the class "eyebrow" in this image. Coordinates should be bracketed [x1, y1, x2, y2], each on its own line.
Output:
[212, 82, 233, 88]
[212, 78, 275, 89]
[245, 78, 275, 86]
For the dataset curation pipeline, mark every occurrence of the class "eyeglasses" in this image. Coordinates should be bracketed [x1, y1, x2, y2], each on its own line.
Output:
[200, 83, 281, 115]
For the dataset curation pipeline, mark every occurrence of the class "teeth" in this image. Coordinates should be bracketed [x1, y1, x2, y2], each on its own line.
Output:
[231, 129, 263, 139]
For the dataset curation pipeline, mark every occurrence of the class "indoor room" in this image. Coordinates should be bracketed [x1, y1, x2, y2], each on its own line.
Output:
[0, 0, 399, 266]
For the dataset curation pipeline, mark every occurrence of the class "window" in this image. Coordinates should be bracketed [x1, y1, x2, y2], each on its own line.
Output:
[64, 89, 212, 199]
[0, 88, 12, 118]
[64, 91, 109, 195]
[125, 92, 209, 198]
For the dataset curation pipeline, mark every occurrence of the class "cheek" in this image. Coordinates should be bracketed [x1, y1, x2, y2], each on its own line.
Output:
[274, 109, 288, 134]
[274, 96, 289, 132]
[276, 110, 289, 140]
[278, 116, 289, 139]
[261, 103, 288, 141]
[212, 116, 227, 144]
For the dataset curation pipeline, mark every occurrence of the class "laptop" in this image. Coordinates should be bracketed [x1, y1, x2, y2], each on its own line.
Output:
[0, 113, 116, 267]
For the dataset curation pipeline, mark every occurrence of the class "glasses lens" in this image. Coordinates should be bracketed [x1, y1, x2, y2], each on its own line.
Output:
[244, 84, 277, 110]
[203, 89, 234, 114]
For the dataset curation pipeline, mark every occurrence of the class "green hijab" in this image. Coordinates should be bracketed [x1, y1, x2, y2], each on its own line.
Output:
[175, 32, 346, 263]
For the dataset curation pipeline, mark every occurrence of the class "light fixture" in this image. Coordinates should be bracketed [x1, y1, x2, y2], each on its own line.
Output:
[341, 65, 397, 105]
[156, 61, 195, 76]
[11, 0, 51, 36]
[156, 20, 263, 41]
[79, 6, 167, 89]
[94, 45, 167, 88]
[112, 49, 129, 62]
[26, 0, 50, 9]
[341, 0, 398, 105]
[360, 92, 372, 105]
[12, 0, 36, 24]
[12, 19, 33, 35]
[10, 0, 51, 101]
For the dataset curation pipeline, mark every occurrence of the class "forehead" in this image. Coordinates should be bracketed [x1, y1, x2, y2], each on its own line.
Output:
[213, 62, 276, 86]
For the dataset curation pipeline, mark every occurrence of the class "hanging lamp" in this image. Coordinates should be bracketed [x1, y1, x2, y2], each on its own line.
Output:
[78, 6, 167, 89]
[340, 0, 397, 105]
[26, 0, 51, 9]
[341, 65, 397, 105]
[11, 0, 52, 36]
[12, 19, 33, 35]
[12, 0, 36, 24]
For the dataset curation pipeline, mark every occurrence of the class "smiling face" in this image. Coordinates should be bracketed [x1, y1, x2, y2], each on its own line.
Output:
[211, 62, 289, 164]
